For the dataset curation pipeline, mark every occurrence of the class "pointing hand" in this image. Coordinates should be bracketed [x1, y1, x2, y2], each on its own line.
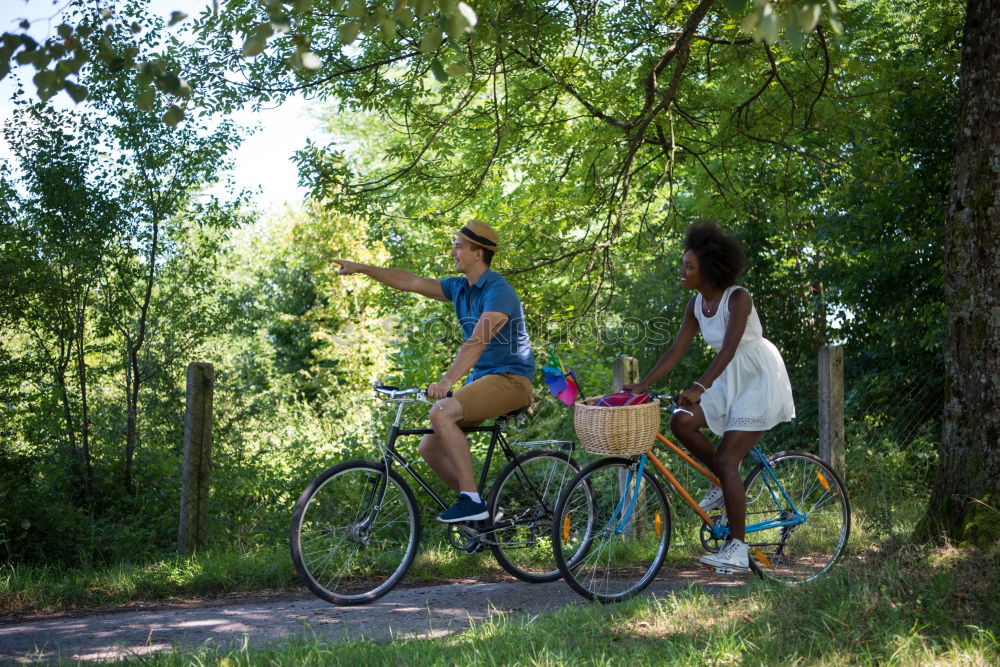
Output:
[329, 259, 360, 275]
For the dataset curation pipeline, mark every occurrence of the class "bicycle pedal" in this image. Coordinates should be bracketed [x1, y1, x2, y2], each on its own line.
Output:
[461, 540, 485, 554]
[714, 567, 735, 575]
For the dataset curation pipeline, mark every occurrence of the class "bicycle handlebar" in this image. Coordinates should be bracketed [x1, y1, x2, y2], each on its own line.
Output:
[649, 393, 677, 406]
[372, 382, 452, 402]
[649, 393, 694, 416]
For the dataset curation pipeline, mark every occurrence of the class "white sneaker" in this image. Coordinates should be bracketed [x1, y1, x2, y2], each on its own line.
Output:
[699, 539, 750, 572]
[698, 484, 725, 513]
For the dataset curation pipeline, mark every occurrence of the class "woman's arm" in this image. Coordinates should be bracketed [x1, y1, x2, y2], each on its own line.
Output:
[677, 288, 752, 405]
[623, 297, 700, 393]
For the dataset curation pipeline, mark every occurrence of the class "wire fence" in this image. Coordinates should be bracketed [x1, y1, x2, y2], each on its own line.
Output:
[844, 369, 943, 538]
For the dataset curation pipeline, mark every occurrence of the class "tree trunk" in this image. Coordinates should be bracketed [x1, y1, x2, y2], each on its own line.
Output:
[52, 311, 78, 468]
[124, 341, 139, 495]
[56, 366, 77, 460]
[75, 291, 92, 496]
[124, 219, 159, 495]
[917, 0, 1000, 546]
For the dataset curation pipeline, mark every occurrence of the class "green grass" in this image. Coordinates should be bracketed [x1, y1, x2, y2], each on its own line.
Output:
[5, 494, 997, 666]
[0, 479, 915, 619]
[0, 537, 526, 616]
[0, 545, 298, 615]
[0, 497, 867, 616]
[83, 541, 1000, 666]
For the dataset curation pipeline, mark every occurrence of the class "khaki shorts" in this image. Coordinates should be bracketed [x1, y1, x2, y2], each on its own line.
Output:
[453, 373, 533, 426]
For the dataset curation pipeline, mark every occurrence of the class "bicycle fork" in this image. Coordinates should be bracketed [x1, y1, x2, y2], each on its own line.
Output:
[607, 456, 648, 534]
[348, 462, 393, 546]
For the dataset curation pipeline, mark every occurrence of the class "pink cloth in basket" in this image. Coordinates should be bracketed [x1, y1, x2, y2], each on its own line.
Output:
[594, 392, 653, 407]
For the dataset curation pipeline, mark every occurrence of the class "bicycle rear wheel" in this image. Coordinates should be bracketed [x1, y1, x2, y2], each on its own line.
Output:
[487, 449, 583, 583]
[290, 460, 420, 605]
[743, 451, 850, 584]
[553, 457, 672, 603]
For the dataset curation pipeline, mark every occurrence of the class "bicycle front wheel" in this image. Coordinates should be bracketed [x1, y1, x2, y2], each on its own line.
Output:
[290, 460, 420, 605]
[487, 449, 582, 583]
[553, 457, 672, 603]
[743, 451, 850, 584]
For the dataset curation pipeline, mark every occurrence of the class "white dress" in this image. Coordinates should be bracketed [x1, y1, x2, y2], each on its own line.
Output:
[695, 286, 796, 435]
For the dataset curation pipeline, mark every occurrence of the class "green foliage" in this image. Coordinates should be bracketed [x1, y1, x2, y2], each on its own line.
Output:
[2, 1, 842, 124]
[0, 0, 249, 563]
[265, 0, 875, 346]
[2, 1, 198, 118]
[0, 0, 963, 570]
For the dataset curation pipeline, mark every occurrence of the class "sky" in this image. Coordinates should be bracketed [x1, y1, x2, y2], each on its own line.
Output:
[0, 0, 319, 211]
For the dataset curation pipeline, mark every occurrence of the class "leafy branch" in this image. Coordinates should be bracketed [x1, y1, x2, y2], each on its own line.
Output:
[1, 0, 840, 125]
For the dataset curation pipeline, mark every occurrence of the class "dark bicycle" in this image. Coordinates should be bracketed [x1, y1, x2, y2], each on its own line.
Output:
[290, 382, 591, 605]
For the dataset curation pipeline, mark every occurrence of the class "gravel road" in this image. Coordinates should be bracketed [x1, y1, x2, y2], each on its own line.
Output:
[0, 569, 746, 664]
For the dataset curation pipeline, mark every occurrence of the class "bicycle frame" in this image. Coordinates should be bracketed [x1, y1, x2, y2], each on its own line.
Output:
[366, 388, 562, 521]
[616, 432, 808, 544]
[378, 421, 510, 515]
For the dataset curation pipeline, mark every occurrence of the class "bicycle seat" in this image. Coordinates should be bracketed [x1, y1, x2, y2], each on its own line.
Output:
[493, 406, 529, 426]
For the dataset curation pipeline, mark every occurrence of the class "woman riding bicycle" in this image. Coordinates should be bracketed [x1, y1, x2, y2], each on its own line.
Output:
[624, 220, 795, 572]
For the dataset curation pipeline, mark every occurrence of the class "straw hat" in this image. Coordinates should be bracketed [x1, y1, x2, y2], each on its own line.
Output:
[457, 219, 499, 251]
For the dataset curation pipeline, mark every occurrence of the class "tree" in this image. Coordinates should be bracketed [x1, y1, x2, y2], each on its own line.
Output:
[916, 0, 1000, 547]
[68, 5, 246, 493]
[0, 1, 248, 562]
[0, 108, 124, 498]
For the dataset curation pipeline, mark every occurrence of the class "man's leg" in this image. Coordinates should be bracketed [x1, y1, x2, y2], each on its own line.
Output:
[431, 374, 532, 523]
[418, 433, 461, 493]
[427, 397, 476, 493]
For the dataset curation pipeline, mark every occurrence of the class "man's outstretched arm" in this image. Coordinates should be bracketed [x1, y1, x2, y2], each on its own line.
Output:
[330, 259, 447, 301]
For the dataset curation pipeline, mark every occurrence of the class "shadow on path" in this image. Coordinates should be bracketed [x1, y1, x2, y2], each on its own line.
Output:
[0, 569, 747, 663]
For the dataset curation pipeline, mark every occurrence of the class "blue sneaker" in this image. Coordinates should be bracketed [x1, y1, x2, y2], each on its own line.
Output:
[437, 494, 489, 523]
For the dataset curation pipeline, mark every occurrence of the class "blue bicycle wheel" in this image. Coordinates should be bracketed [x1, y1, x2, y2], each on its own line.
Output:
[553, 457, 672, 603]
[743, 451, 850, 584]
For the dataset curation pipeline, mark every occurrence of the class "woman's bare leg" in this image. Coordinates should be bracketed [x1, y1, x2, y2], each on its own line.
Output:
[669, 405, 717, 474]
[714, 430, 763, 541]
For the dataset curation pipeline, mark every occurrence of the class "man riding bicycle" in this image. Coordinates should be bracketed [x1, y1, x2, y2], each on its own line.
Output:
[331, 219, 535, 523]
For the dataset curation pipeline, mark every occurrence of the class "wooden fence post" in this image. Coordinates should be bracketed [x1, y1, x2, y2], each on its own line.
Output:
[818, 346, 846, 480]
[179, 362, 214, 556]
[612, 356, 639, 393]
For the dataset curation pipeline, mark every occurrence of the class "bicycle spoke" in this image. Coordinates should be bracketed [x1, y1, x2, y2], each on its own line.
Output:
[488, 450, 582, 583]
[744, 452, 850, 584]
[554, 459, 671, 603]
[290, 461, 420, 605]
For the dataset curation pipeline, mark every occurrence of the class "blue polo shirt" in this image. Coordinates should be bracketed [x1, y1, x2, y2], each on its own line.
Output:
[440, 270, 535, 383]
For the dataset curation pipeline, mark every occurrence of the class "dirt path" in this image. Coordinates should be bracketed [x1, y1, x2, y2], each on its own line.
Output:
[0, 569, 747, 664]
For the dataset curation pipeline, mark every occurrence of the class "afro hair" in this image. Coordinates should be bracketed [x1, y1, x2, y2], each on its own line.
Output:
[684, 220, 747, 289]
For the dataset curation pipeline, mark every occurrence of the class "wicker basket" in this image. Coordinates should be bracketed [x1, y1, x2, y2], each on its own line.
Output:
[573, 396, 661, 456]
